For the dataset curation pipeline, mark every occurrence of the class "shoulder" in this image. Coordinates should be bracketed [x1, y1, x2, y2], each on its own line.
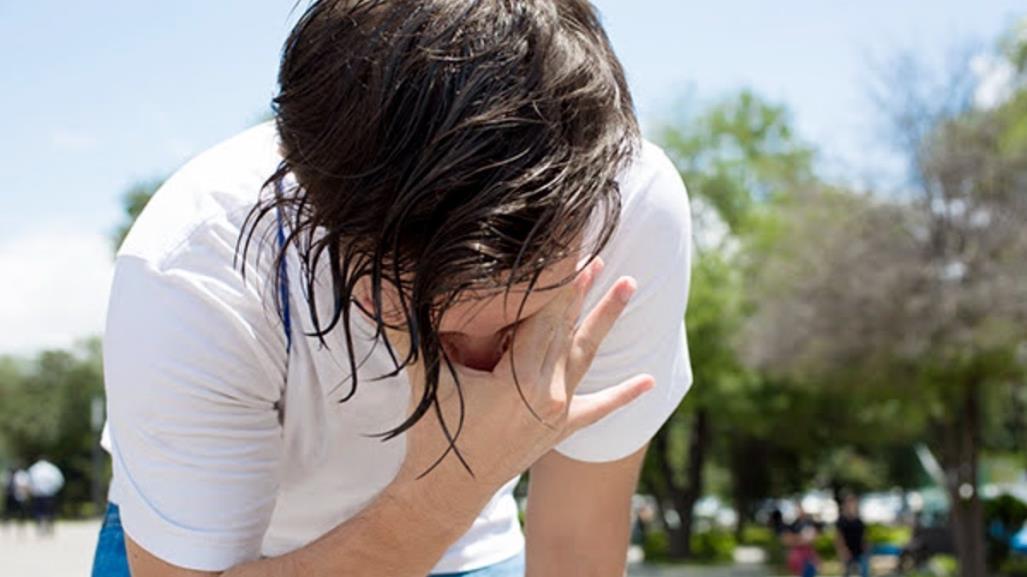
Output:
[604, 139, 691, 265]
[593, 139, 691, 290]
[117, 122, 283, 269]
[104, 124, 288, 406]
[618, 139, 689, 221]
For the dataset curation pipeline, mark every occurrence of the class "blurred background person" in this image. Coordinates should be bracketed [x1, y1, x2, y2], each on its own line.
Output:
[835, 494, 869, 577]
[27, 455, 63, 537]
[785, 503, 820, 577]
[2, 462, 32, 535]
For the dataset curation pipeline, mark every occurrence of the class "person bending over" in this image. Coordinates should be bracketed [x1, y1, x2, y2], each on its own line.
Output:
[93, 1, 694, 576]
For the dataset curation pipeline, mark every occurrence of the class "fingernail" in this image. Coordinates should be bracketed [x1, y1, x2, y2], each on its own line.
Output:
[575, 267, 592, 291]
[617, 278, 637, 304]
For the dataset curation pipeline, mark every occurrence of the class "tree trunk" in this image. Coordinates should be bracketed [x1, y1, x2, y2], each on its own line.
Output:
[938, 383, 987, 577]
[1011, 383, 1026, 454]
[733, 484, 750, 543]
[646, 428, 674, 545]
[652, 427, 687, 557]
[671, 409, 711, 558]
[649, 410, 712, 560]
[730, 435, 770, 540]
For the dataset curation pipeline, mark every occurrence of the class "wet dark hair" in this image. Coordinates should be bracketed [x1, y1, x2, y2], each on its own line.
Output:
[242, 0, 638, 475]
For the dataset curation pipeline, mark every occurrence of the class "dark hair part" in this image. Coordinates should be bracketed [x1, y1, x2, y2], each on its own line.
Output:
[242, 0, 638, 476]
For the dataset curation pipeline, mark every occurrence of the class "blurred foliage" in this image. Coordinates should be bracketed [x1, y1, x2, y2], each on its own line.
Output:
[1000, 556, 1027, 577]
[642, 88, 822, 559]
[931, 554, 961, 577]
[736, 30, 1027, 575]
[642, 528, 737, 564]
[738, 524, 775, 547]
[0, 339, 108, 517]
[985, 495, 1027, 571]
[813, 528, 837, 561]
[690, 529, 737, 563]
[659, 89, 815, 232]
[646, 86, 944, 560]
[643, 22, 1027, 575]
[643, 529, 671, 562]
[867, 523, 913, 547]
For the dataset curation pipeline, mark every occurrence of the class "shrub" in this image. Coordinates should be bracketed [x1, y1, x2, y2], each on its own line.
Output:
[866, 523, 912, 547]
[640, 528, 738, 563]
[999, 555, 1027, 577]
[930, 554, 959, 577]
[643, 530, 670, 562]
[691, 529, 737, 563]
[986, 494, 1027, 570]
[739, 524, 776, 547]
[813, 528, 837, 561]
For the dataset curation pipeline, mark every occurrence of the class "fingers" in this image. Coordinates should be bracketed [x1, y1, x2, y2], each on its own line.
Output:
[565, 374, 655, 431]
[537, 258, 604, 381]
[494, 258, 603, 381]
[565, 275, 637, 388]
[492, 303, 558, 383]
[564, 257, 604, 325]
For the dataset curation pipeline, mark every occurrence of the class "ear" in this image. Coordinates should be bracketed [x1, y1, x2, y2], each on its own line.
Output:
[354, 276, 407, 325]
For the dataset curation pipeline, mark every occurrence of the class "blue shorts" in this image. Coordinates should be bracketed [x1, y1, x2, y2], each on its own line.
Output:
[91, 502, 524, 576]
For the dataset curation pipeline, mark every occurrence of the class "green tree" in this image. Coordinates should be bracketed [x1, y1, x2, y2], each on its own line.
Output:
[643, 90, 819, 557]
[742, 45, 1027, 574]
[0, 339, 107, 516]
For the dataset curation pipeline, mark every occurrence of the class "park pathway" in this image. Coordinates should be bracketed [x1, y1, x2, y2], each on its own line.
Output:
[0, 519, 782, 577]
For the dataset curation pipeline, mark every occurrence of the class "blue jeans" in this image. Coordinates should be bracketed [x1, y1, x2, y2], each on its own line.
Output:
[801, 559, 817, 577]
[843, 554, 869, 577]
[433, 552, 524, 576]
[91, 502, 129, 577]
[91, 502, 524, 576]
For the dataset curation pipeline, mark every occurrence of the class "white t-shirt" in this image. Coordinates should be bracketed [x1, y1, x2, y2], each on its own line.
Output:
[100, 122, 693, 573]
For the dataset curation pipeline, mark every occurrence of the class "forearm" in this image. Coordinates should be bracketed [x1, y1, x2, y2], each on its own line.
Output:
[524, 447, 646, 577]
[224, 478, 491, 577]
[526, 522, 630, 577]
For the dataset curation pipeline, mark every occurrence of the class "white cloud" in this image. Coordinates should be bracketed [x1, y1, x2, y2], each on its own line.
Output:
[50, 129, 98, 151]
[971, 53, 1015, 110]
[0, 229, 114, 356]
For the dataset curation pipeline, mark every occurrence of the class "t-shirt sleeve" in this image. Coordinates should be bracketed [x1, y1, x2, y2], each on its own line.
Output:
[554, 145, 693, 463]
[104, 244, 288, 571]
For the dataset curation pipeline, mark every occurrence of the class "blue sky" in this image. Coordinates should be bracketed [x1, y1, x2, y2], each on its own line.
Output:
[0, 1, 1022, 353]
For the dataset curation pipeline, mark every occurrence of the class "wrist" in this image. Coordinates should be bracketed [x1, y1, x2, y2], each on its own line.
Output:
[385, 470, 494, 537]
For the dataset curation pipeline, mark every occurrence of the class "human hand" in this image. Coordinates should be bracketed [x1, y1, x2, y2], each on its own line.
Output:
[395, 258, 655, 493]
